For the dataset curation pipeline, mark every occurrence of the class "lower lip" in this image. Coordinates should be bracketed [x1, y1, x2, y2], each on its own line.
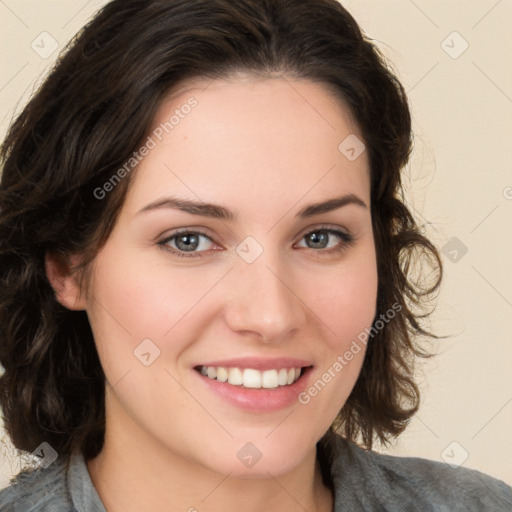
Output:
[194, 367, 314, 413]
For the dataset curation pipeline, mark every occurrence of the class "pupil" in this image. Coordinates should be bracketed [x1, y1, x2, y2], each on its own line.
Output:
[309, 232, 326, 248]
[178, 234, 198, 251]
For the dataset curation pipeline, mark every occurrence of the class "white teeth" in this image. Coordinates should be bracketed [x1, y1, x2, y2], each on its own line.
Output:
[227, 367, 243, 386]
[198, 366, 303, 389]
[278, 368, 288, 386]
[262, 369, 278, 389]
[216, 366, 228, 382]
[243, 369, 261, 388]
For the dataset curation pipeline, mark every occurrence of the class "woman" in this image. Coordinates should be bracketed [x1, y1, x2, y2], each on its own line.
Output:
[0, 0, 510, 510]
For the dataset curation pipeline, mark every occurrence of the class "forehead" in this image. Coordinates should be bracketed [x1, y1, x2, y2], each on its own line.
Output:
[123, 76, 370, 220]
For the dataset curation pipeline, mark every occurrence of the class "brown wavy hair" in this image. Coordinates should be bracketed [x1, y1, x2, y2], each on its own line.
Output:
[0, 0, 442, 484]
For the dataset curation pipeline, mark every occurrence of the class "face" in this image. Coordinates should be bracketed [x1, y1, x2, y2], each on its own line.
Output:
[79, 75, 377, 477]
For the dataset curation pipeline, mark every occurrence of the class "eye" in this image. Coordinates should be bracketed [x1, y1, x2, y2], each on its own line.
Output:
[158, 229, 217, 258]
[295, 226, 354, 255]
[157, 225, 355, 259]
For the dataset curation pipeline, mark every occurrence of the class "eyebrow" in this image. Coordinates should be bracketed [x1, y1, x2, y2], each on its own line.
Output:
[136, 193, 367, 220]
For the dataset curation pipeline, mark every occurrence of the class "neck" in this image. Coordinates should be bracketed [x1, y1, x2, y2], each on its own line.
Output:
[87, 409, 333, 512]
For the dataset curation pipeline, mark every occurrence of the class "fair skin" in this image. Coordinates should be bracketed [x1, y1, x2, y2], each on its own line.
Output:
[47, 75, 378, 512]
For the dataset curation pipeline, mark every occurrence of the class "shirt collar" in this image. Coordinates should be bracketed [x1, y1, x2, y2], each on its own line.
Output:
[67, 451, 107, 512]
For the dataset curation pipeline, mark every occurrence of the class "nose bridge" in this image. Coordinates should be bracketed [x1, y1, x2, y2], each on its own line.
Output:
[225, 240, 304, 340]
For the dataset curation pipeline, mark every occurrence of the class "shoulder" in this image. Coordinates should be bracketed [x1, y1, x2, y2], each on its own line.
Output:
[0, 459, 73, 512]
[371, 448, 512, 511]
[329, 435, 512, 512]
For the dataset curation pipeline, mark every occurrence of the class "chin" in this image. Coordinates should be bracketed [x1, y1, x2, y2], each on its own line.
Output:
[196, 435, 315, 479]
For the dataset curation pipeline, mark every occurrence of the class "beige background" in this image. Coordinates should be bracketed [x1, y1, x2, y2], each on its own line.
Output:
[1, 0, 511, 487]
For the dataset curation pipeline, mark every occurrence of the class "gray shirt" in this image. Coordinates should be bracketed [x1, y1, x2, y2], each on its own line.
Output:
[0, 434, 511, 511]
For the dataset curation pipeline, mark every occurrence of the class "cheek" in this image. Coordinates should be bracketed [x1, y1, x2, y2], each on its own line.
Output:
[297, 241, 377, 407]
[85, 243, 239, 400]
[298, 263, 377, 414]
[87, 246, 212, 341]
[305, 246, 378, 350]
[85, 251, 180, 358]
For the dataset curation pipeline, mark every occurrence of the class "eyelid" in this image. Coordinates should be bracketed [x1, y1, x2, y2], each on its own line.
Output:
[158, 223, 351, 242]
[296, 222, 351, 239]
[157, 226, 218, 245]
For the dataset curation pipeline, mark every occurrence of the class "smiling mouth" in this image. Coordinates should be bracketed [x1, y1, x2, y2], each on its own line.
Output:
[194, 365, 311, 389]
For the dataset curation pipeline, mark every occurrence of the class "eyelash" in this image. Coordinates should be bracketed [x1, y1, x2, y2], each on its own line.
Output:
[157, 225, 355, 259]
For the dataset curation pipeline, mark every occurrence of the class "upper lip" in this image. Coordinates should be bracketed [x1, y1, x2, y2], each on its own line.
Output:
[194, 357, 313, 371]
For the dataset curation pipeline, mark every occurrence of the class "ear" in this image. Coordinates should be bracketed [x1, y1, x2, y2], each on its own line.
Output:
[45, 252, 87, 310]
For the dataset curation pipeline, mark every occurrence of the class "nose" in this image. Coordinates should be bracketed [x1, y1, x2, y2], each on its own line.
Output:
[223, 253, 306, 343]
